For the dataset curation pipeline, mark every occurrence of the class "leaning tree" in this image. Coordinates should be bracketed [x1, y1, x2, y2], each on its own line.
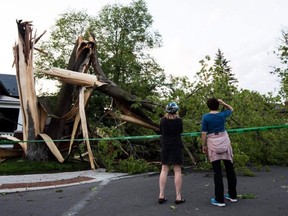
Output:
[8, 20, 160, 169]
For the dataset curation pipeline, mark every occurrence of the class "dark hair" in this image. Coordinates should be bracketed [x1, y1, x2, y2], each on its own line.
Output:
[207, 98, 219, 110]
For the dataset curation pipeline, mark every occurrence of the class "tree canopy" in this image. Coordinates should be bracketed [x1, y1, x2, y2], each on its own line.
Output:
[30, 1, 288, 172]
[273, 27, 288, 100]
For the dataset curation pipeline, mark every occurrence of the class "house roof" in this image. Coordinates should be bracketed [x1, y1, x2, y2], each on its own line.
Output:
[0, 95, 20, 103]
[0, 95, 20, 109]
[0, 74, 18, 97]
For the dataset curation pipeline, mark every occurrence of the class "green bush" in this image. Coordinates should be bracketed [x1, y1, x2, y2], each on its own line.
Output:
[117, 156, 156, 174]
[232, 142, 249, 167]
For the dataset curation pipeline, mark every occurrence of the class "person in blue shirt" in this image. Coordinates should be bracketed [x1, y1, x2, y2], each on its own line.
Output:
[201, 98, 237, 207]
[158, 102, 185, 205]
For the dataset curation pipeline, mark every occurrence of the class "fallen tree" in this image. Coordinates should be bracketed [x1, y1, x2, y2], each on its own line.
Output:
[1, 20, 161, 169]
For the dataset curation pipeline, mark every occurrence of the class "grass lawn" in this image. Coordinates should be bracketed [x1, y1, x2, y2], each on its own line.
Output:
[0, 158, 90, 175]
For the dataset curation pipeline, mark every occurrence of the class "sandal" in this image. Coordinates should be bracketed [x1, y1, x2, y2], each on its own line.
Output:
[175, 198, 185, 204]
[158, 197, 167, 204]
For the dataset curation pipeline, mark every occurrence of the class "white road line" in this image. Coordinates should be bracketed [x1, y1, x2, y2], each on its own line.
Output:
[61, 179, 111, 216]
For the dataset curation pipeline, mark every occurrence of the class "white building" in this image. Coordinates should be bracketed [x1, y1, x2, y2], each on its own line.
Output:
[0, 74, 22, 137]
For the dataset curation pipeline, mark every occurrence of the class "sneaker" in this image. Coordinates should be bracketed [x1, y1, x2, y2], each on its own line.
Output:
[225, 194, 238, 203]
[211, 198, 226, 207]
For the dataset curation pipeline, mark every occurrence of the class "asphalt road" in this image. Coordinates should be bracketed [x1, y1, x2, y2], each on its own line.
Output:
[0, 166, 287, 216]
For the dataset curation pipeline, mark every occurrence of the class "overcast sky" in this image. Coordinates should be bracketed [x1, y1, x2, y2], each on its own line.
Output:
[1, 0, 287, 95]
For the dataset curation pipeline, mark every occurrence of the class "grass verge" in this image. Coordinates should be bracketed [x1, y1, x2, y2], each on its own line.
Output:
[0, 158, 90, 175]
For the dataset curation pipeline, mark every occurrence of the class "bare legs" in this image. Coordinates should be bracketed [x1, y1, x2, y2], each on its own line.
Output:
[159, 164, 169, 199]
[159, 164, 183, 200]
[174, 165, 183, 201]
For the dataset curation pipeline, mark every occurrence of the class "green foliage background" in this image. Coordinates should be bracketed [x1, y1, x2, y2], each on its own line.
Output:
[32, 0, 288, 174]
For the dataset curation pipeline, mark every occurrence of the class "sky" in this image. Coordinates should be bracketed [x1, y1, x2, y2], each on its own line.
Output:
[1, 0, 288, 95]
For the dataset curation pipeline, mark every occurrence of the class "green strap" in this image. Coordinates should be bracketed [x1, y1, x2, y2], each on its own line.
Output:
[1, 124, 288, 145]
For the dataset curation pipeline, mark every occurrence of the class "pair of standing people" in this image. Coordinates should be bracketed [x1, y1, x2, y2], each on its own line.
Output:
[158, 98, 237, 207]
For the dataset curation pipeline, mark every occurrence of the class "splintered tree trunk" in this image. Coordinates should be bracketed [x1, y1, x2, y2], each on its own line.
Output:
[12, 21, 160, 167]
[13, 20, 49, 160]
[45, 37, 98, 142]
[42, 35, 160, 132]
[45, 42, 79, 142]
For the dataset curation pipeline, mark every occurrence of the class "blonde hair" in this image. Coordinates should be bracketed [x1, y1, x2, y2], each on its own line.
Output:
[164, 113, 179, 120]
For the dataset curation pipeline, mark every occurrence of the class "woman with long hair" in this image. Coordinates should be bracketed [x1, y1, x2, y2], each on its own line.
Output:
[158, 102, 185, 205]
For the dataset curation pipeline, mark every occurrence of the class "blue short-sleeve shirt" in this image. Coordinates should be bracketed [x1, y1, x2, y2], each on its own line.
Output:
[201, 110, 232, 134]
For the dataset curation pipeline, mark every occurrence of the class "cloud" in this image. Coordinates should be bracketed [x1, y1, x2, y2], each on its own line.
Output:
[1, 0, 287, 96]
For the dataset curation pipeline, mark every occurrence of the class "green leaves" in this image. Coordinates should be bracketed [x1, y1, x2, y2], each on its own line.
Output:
[273, 28, 288, 99]
[32, 0, 288, 171]
[238, 193, 257, 199]
[90, 186, 97, 191]
[93, 0, 165, 98]
[35, 10, 95, 77]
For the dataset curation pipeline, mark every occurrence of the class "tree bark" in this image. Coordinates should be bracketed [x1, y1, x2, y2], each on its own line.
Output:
[45, 40, 81, 142]
[13, 20, 49, 160]
[43, 35, 160, 135]
[13, 23, 160, 166]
